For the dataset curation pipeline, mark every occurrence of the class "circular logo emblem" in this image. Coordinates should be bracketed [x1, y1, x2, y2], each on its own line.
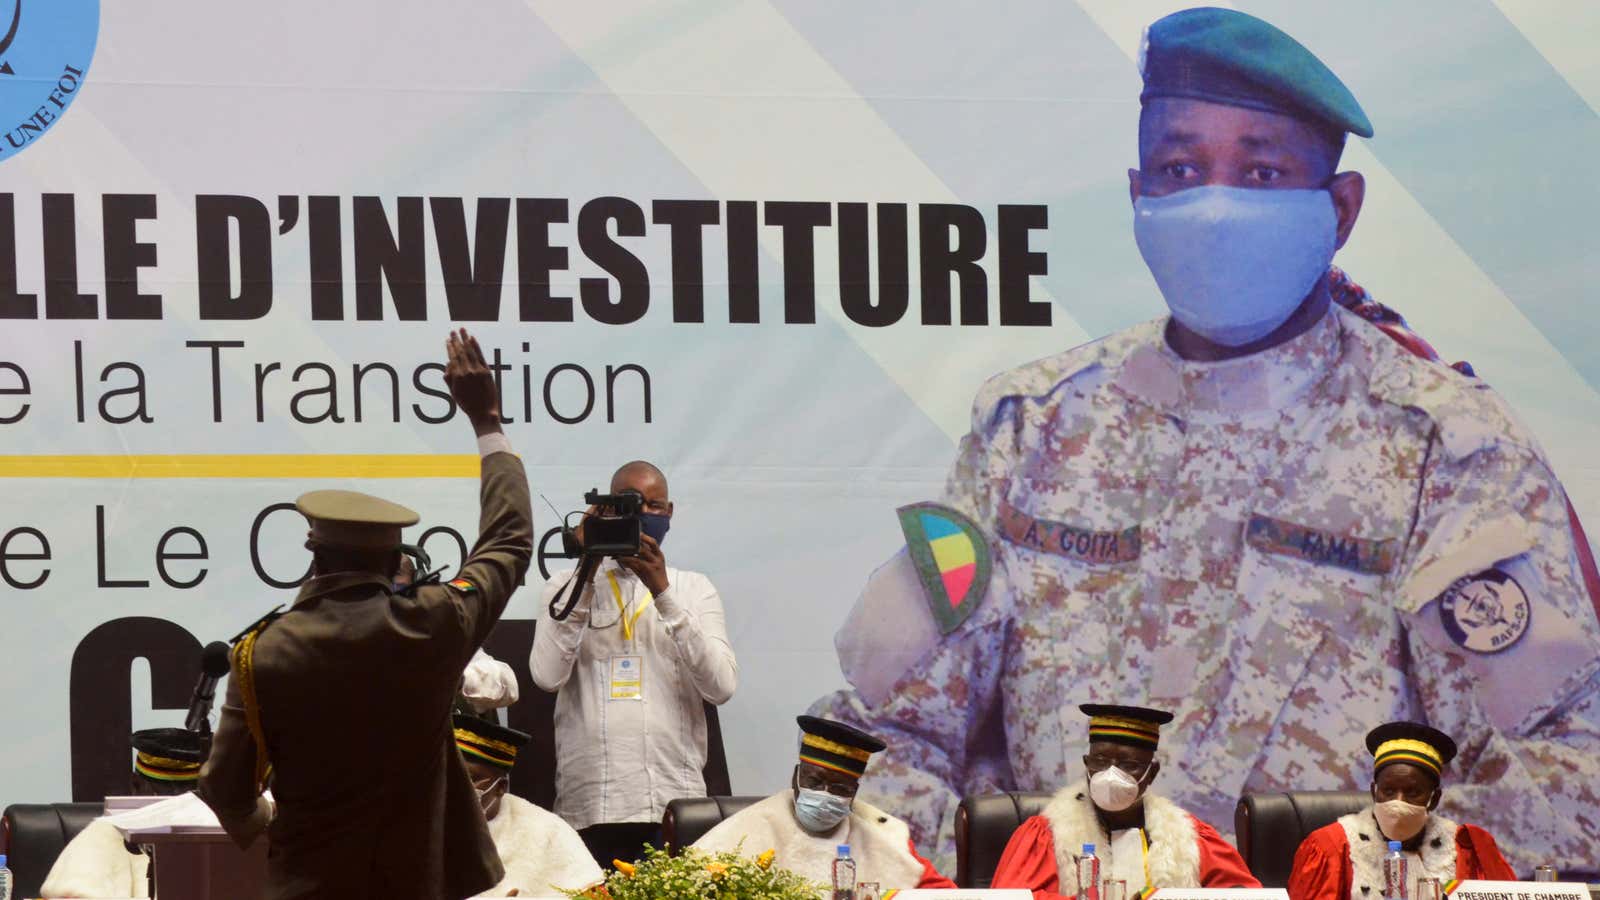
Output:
[0, 0, 100, 165]
[1438, 568, 1531, 654]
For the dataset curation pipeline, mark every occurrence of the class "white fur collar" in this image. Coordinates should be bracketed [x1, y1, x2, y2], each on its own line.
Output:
[37, 818, 151, 898]
[1042, 787, 1201, 890]
[477, 795, 605, 897]
[693, 791, 927, 888]
[1337, 807, 1458, 900]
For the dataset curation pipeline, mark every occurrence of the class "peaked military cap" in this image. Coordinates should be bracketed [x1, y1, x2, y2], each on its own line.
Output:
[296, 489, 418, 549]
[797, 715, 886, 780]
[1366, 721, 1457, 778]
[132, 727, 206, 784]
[1140, 6, 1373, 139]
[1081, 704, 1175, 750]
[453, 714, 531, 771]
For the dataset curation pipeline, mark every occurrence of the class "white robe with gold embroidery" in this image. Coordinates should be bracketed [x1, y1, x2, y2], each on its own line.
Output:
[471, 795, 604, 898]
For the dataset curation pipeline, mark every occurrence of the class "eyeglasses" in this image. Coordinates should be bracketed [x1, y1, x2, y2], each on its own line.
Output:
[1083, 754, 1151, 780]
[472, 774, 509, 798]
[796, 770, 858, 799]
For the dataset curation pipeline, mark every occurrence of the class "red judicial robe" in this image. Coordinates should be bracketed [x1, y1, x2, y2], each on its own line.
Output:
[1288, 809, 1514, 900]
[993, 789, 1258, 899]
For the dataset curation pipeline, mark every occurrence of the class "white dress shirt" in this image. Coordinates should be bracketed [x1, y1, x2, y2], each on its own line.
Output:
[531, 557, 738, 829]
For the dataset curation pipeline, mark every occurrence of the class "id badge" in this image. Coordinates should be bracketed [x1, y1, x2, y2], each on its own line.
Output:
[609, 655, 643, 701]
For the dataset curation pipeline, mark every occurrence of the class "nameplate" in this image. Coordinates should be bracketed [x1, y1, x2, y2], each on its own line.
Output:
[889, 883, 1036, 890]
[1245, 514, 1396, 575]
[1449, 881, 1591, 900]
[1150, 890, 1290, 900]
[997, 498, 1140, 564]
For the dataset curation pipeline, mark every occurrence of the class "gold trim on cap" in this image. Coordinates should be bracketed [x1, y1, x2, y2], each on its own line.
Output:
[1374, 737, 1443, 766]
[800, 733, 874, 763]
[136, 753, 200, 771]
[1090, 715, 1162, 735]
[454, 729, 519, 758]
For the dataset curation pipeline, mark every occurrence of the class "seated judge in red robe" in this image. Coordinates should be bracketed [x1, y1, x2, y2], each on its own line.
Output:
[692, 716, 955, 890]
[1289, 722, 1515, 900]
[993, 705, 1258, 898]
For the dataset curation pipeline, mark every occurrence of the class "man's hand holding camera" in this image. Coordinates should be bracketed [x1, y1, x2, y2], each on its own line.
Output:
[619, 534, 670, 597]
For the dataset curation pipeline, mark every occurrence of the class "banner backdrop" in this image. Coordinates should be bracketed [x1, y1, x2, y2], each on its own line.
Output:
[2, 0, 1597, 855]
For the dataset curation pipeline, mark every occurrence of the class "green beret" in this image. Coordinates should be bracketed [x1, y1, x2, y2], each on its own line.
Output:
[1140, 7, 1373, 139]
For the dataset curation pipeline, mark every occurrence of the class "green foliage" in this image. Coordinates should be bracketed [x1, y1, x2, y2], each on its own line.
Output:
[566, 844, 826, 900]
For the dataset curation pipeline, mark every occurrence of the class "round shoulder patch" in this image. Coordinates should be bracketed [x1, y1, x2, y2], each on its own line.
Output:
[1438, 568, 1531, 654]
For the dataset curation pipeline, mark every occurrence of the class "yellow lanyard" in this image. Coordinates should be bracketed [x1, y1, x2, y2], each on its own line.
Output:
[607, 571, 653, 643]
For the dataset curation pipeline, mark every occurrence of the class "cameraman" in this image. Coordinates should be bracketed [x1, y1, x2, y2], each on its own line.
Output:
[530, 460, 739, 868]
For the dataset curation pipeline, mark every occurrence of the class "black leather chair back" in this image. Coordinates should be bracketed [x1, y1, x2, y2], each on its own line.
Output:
[1235, 790, 1368, 888]
[661, 795, 765, 854]
[956, 791, 1055, 888]
[2, 802, 105, 899]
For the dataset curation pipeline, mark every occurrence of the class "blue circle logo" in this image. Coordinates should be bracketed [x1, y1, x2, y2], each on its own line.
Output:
[0, 0, 100, 164]
[1438, 567, 1531, 654]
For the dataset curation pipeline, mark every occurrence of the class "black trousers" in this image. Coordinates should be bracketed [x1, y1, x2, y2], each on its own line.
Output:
[580, 821, 663, 869]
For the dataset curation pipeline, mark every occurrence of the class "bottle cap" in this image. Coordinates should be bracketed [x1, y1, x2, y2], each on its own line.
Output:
[837, 844, 851, 855]
[1082, 843, 1095, 854]
[0, 852, 7, 866]
[1388, 840, 1402, 850]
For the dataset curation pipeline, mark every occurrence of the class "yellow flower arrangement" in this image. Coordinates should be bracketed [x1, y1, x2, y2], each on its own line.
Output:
[568, 844, 823, 900]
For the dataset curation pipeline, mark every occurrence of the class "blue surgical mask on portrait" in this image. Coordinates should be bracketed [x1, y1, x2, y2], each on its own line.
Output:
[794, 788, 851, 834]
[639, 512, 671, 545]
[1133, 185, 1338, 348]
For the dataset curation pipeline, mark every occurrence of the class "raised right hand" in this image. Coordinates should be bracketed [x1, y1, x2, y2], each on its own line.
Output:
[444, 328, 501, 431]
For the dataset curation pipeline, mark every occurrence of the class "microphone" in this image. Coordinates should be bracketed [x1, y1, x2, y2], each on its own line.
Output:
[185, 641, 233, 734]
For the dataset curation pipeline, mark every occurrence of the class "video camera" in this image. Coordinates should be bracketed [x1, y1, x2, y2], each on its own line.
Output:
[561, 488, 644, 559]
[548, 488, 644, 621]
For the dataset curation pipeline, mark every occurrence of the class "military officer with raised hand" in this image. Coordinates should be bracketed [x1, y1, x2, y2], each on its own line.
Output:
[811, 6, 1600, 874]
[199, 328, 534, 899]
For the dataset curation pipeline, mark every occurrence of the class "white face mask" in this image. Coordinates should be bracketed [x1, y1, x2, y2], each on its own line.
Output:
[1088, 765, 1145, 813]
[794, 788, 852, 834]
[1134, 185, 1339, 347]
[1373, 798, 1430, 842]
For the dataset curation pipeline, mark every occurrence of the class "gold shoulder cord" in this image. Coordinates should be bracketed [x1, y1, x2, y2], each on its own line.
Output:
[231, 630, 272, 792]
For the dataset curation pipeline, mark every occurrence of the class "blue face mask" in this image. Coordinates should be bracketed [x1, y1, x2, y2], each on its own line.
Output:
[793, 788, 851, 834]
[1134, 185, 1338, 347]
[639, 512, 671, 545]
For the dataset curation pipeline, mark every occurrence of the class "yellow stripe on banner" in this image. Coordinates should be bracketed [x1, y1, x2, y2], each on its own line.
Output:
[0, 455, 480, 479]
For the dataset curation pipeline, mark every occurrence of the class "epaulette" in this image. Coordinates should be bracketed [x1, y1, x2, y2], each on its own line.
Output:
[969, 321, 1159, 433]
[228, 605, 284, 645]
[1358, 314, 1529, 462]
[395, 566, 447, 598]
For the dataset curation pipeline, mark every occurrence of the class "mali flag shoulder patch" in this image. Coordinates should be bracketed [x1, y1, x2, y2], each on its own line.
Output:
[447, 578, 477, 594]
[896, 502, 992, 635]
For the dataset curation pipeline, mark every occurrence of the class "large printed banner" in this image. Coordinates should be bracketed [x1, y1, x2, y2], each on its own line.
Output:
[2, 0, 1598, 868]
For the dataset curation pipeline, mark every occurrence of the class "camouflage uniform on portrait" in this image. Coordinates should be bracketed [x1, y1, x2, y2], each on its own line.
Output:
[813, 298, 1600, 873]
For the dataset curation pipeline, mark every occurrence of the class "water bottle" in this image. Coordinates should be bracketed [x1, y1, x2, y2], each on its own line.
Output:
[0, 852, 11, 900]
[1076, 843, 1100, 900]
[832, 844, 856, 900]
[1383, 841, 1408, 900]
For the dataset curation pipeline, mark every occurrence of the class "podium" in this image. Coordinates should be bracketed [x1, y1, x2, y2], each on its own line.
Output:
[123, 828, 268, 900]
